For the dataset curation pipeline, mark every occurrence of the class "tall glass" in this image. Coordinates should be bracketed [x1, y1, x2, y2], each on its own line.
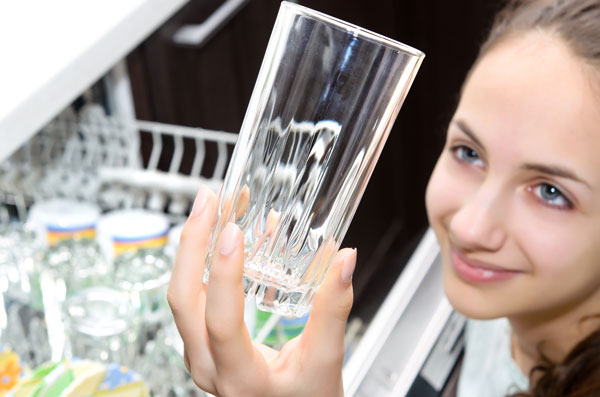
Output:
[204, 2, 424, 316]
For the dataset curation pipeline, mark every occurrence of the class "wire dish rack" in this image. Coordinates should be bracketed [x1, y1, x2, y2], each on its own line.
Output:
[0, 104, 238, 222]
[0, 104, 239, 395]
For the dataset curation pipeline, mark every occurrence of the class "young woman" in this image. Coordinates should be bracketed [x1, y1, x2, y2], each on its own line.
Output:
[167, 0, 600, 395]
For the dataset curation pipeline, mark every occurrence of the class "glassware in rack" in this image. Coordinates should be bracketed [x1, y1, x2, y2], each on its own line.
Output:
[0, 222, 51, 367]
[139, 324, 206, 397]
[113, 247, 172, 343]
[63, 287, 138, 367]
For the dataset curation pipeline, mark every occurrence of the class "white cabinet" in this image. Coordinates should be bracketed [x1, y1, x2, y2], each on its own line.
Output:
[0, 0, 188, 162]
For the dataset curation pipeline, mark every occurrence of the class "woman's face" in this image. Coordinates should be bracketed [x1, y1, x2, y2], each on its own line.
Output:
[425, 31, 600, 320]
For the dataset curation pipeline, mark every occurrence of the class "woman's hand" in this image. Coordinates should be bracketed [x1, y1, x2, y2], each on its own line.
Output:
[167, 187, 356, 397]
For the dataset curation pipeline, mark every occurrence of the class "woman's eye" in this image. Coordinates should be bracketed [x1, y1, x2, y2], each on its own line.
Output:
[452, 145, 484, 168]
[530, 183, 572, 210]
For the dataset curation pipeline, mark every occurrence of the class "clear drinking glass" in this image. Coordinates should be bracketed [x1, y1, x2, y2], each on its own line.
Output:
[0, 223, 51, 367]
[113, 248, 172, 331]
[204, 1, 424, 316]
[139, 325, 206, 397]
[63, 287, 138, 366]
[39, 238, 108, 361]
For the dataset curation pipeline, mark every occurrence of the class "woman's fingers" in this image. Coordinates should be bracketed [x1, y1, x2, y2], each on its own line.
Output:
[168, 186, 217, 309]
[170, 189, 352, 395]
[235, 185, 250, 220]
[221, 185, 251, 221]
[167, 186, 221, 390]
[302, 248, 356, 366]
[205, 222, 265, 388]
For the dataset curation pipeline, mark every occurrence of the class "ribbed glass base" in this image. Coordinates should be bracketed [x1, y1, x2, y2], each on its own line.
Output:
[242, 274, 313, 317]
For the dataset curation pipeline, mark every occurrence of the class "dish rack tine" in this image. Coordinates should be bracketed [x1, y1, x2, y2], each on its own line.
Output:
[191, 137, 206, 178]
[83, 124, 97, 167]
[148, 128, 162, 171]
[104, 126, 116, 167]
[214, 140, 228, 181]
[65, 123, 83, 166]
[124, 120, 141, 168]
[0, 105, 239, 222]
[169, 134, 184, 174]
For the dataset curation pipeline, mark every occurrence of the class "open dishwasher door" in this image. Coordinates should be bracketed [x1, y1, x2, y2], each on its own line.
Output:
[343, 229, 467, 397]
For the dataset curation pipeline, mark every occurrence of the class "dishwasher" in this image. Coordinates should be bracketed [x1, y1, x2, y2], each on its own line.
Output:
[0, 1, 467, 395]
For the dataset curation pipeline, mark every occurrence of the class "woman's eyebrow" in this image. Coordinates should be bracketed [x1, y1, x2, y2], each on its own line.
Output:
[521, 163, 591, 188]
[452, 119, 591, 189]
[453, 119, 485, 148]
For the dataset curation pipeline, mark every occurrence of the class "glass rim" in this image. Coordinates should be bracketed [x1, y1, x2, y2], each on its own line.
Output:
[281, 1, 425, 59]
[65, 287, 133, 335]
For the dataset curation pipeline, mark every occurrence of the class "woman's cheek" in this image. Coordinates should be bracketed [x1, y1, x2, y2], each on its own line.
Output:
[519, 229, 581, 278]
[510, 203, 581, 276]
[426, 156, 463, 225]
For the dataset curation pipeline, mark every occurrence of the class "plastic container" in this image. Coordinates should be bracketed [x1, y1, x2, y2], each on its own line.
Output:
[27, 200, 100, 246]
[97, 209, 169, 259]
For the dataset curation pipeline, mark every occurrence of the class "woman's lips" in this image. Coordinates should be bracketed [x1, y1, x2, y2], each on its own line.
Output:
[450, 248, 522, 283]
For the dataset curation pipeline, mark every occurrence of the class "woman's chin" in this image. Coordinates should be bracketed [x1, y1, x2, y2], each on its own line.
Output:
[443, 272, 508, 320]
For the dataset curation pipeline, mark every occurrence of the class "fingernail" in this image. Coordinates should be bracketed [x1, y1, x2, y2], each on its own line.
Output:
[341, 249, 357, 284]
[219, 222, 239, 256]
[190, 187, 208, 217]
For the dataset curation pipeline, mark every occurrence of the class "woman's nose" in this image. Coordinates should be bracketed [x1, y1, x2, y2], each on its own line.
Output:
[449, 185, 507, 252]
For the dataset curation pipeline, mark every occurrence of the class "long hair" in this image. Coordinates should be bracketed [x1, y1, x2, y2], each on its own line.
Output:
[471, 1, 600, 396]
[514, 327, 600, 396]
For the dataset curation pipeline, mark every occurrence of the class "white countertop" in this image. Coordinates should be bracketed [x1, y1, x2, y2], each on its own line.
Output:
[0, 0, 188, 162]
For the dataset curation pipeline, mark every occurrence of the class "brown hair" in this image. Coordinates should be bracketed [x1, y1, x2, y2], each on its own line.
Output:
[480, 0, 600, 67]
[513, 328, 600, 396]
[471, 1, 600, 396]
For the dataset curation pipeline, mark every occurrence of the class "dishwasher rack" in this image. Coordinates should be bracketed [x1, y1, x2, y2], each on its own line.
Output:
[0, 104, 239, 395]
[0, 104, 238, 222]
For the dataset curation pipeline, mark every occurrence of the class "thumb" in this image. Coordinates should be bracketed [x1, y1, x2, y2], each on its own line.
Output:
[301, 248, 356, 364]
